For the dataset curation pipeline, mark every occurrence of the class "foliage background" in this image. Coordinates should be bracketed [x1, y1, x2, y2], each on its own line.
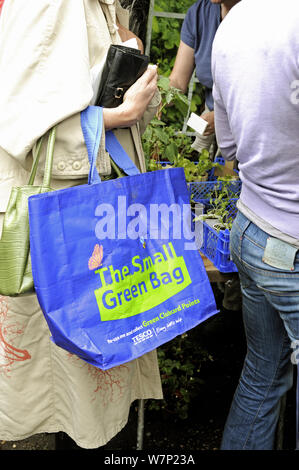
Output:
[120, 0, 204, 128]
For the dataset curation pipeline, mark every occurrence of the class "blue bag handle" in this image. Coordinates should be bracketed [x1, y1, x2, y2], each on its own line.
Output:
[81, 105, 140, 185]
[105, 130, 140, 177]
[81, 105, 103, 184]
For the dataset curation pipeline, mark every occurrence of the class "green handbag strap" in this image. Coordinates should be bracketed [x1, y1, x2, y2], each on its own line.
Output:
[27, 126, 57, 187]
[28, 137, 44, 185]
[43, 126, 56, 188]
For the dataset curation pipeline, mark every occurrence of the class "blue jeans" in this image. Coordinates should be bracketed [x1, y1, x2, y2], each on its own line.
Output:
[221, 211, 299, 450]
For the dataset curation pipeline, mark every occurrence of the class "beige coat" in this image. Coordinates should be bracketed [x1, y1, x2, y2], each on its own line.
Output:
[0, 0, 160, 210]
[0, 0, 163, 449]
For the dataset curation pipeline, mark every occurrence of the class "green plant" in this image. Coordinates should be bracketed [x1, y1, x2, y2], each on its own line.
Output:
[148, 331, 213, 420]
[194, 177, 238, 231]
[166, 150, 221, 182]
[157, 75, 190, 118]
[143, 76, 221, 181]
[144, 123, 195, 166]
[195, 149, 218, 178]
[149, 0, 204, 127]
[142, 76, 193, 163]
[150, 0, 194, 78]
[144, 131, 220, 183]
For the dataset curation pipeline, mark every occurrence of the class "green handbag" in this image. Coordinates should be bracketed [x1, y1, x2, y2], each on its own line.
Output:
[0, 127, 56, 296]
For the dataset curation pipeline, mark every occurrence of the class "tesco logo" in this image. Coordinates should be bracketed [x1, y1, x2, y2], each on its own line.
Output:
[132, 329, 153, 344]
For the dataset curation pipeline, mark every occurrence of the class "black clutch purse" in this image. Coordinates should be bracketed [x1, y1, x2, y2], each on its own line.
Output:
[95, 45, 149, 108]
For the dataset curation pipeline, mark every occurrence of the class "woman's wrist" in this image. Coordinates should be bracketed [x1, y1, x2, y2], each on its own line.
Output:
[103, 105, 137, 130]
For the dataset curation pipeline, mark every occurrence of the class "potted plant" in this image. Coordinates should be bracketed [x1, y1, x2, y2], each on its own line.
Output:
[194, 177, 238, 232]
[143, 77, 193, 164]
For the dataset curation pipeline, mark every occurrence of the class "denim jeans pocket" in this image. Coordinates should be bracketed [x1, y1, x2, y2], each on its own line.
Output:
[263, 237, 298, 271]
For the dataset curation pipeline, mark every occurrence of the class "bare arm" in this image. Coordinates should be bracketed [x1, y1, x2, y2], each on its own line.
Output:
[169, 41, 195, 93]
[116, 21, 144, 53]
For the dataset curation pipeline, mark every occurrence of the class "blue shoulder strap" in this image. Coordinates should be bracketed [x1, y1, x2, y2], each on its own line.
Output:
[105, 130, 140, 177]
[80, 105, 102, 184]
[81, 106, 140, 185]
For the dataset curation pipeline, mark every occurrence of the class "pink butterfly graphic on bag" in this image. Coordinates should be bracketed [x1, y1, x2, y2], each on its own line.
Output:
[88, 244, 103, 270]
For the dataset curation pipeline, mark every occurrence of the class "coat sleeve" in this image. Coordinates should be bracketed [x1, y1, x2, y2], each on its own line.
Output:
[0, 0, 93, 164]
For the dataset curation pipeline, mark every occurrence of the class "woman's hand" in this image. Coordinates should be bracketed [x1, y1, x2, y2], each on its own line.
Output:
[202, 111, 215, 136]
[103, 65, 158, 130]
[122, 65, 158, 122]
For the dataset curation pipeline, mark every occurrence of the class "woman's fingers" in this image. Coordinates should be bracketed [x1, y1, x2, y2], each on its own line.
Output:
[127, 65, 157, 96]
[124, 65, 158, 106]
[104, 65, 159, 130]
[142, 64, 158, 84]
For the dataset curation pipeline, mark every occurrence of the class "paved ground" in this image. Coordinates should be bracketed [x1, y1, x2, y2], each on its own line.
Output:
[0, 434, 56, 451]
[0, 304, 296, 452]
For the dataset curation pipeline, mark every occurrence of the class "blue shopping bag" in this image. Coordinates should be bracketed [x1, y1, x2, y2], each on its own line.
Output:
[28, 106, 218, 370]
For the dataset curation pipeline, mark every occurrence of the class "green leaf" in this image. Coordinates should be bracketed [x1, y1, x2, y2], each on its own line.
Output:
[165, 90, 174, 104]
[153, 127, 169, 144]
[150, 117, 166, 126]
[165, 142, 178, 162]
[158, 76, 170, 92]
[173, 96, 189, 116]
[152, 16, 160, 34]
